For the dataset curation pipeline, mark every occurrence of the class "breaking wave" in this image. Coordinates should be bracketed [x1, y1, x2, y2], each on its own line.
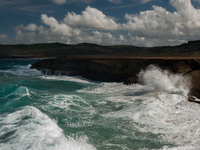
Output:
[0, 106, 96, 150]
[1, 59, 200, 150]
[138, 65, 190, 97]
[0, 64, 43, 77]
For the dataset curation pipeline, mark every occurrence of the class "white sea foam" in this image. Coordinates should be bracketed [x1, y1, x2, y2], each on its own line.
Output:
[48, 94, 94, 111]
[78, 82, 141, 95]
[40, 75, 93, 84]
[85, 65, 200, 149]
[0, 106, 96, 150]
[45, 94, 96, 128]
[157, 145, 200, 150]
[138, 65, 190, 97]
[2, 61, 200, 149]
[0, 64, 43, 77]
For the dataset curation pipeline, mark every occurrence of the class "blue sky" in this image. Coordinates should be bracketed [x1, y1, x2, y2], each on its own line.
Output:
[0, 0, 200, 47]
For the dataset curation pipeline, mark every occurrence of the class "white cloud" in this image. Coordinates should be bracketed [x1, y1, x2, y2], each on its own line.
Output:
[122, 5, 184, 38]
[41, 14, 72, 37]
[119, 34, 125, 41]
[171, 0, 200, 23]
[14, 14, 82, 44]
[24, 23, 38, 32]
[14, 24, 72, 44]
[63, 6, 120, 30]
[52, 0, 67, 5]
[11, 0, 200, 47]
[122, 0, 200, 43]
[0, 33, 7, 39]
[0, 33, 8, 44]
[73, 31, 120, 45]
[15, 24, 44, 34]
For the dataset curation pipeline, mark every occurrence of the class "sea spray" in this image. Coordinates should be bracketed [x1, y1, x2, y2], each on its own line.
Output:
[138, 64, 190, 97]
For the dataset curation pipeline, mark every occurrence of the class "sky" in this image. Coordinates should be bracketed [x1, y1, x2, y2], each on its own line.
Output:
[1, 0, 200, 47]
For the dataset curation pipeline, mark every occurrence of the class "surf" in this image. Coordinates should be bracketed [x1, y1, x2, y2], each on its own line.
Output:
[1, 59, 200, 150]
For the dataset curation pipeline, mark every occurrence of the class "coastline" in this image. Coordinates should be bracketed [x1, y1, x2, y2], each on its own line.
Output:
[1, 58, 200, 149]
[2, 40, 200, 102]
[30, 56, 200, 102]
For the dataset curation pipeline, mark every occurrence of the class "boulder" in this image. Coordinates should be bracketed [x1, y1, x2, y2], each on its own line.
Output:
[187, 70, 200, 98]
[172, 61, 193, 74]
[123, 76, 138, 85]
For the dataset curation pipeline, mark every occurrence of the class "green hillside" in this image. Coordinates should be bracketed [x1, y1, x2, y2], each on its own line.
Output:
[1, 40, 200, 58]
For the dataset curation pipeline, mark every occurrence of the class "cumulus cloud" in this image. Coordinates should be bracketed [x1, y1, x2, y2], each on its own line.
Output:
[24, 23, 38, 32]
[171, 0, 200, 23]
[0, 33, 7, 39]
[122, 5, 184, 39]
[73, 31, 127, 45]
[12, 0, 200, 47]
[41, 14, 73, 37]
[14, 14, 82, 44]
[15, 24, 72, 44]
[63, 6, 120, 30]
[122, 0, 200, 43]
[0, 33, 8, 44]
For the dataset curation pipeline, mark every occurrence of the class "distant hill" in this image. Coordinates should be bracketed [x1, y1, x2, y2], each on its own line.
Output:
[1, 40, 200, 58]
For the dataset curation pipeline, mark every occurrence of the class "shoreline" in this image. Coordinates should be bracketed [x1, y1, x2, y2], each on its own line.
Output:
[30, 56, 200, 102]
[1, 56, 200, 103]
[2, 55, 200, 59]
[57, 55, 200, 60]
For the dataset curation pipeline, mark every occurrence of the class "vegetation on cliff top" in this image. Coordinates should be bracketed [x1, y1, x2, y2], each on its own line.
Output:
[1, 40, 200, 58]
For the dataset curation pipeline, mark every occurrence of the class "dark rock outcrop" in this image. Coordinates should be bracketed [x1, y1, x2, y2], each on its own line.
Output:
[187, 70, 200, 98]
[172, 61, 193, 74]
[123, 76, 138, 85]
[31, 57, 200, 100]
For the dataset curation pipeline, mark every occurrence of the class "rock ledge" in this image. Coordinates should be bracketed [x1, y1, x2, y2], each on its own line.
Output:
[31, 57, 200, 100]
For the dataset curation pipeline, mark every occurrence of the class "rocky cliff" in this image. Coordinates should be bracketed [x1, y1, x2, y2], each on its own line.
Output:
[31, 57, 200, 100]
[2, 40, 200, 102]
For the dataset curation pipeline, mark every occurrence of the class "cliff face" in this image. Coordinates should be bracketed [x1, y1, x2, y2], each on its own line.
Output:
[31, 57, 200, 99]
[3, 40, 200, 102]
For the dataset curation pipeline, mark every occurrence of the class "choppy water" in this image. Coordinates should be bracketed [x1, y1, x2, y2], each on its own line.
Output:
[0, 59, 200, 150]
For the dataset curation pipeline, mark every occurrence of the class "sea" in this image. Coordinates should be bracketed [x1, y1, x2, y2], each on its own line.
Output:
[0, 59, 200, 150]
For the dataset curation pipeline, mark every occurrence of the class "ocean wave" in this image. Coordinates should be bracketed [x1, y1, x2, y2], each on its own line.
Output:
[1, 60, 200, 149]
[0, 106, 96, 150]
[40, 75, 94, 84]
[138, 65, 190, 97]
[0, 64, 43, 77]
[76, 65, 200, 149]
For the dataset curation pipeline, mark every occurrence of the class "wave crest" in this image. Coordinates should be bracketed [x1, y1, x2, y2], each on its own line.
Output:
[138, 65, 190, 96]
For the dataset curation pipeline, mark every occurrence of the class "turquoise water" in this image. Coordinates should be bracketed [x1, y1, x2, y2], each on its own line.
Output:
[0, 59, 200, 150]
